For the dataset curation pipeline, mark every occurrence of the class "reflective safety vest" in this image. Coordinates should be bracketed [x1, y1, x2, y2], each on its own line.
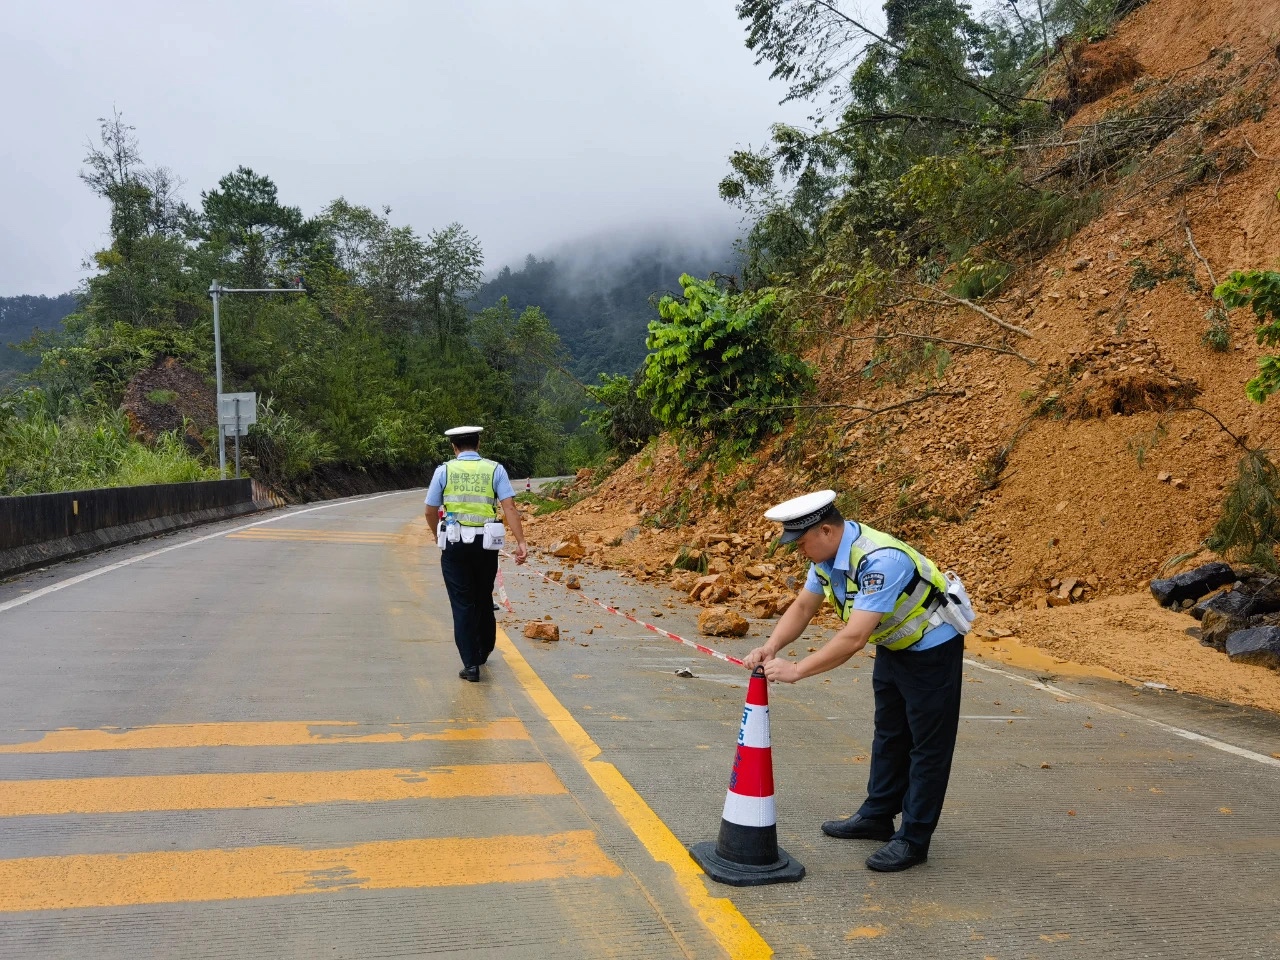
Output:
[442, 458, 500, 526]
[811, 523, 949, 651]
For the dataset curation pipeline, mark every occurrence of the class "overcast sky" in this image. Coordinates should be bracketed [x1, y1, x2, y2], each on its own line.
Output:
[0, 0, 812, 296]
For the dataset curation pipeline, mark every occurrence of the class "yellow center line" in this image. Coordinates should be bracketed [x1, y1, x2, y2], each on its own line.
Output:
[0, 830, 622, 912]
[0, 718, 528, 754]
[495, 629, 772, 960]
[0, 762, 563, 817]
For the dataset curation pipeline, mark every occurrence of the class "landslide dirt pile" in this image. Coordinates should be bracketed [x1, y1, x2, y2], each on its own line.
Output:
[122, 357, 215, 451]
[523, 0, 1280, 711]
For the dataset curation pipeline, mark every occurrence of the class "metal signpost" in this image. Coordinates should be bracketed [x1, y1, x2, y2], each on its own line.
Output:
[209, 280, 305, 479]
[218, 392, 257, 478]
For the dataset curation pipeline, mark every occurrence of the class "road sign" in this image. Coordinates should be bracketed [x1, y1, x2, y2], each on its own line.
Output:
[218, 393, 257, 436]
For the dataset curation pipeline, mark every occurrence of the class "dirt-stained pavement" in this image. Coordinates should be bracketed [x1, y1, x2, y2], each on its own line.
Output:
[504, 539, 1280, 959]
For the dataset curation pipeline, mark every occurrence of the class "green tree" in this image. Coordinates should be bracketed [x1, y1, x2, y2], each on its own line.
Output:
[423, 223, 484, 352]
[5, 117, 598, 500]
[639, 274, 811, 451]
[722, 0, 1066, 288]
[585, 369, 659, 457]
[193, 167, 317, 288]
[77, 112, 199, 334]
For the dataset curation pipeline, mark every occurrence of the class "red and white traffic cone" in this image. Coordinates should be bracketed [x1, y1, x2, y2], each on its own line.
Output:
[690, 666, 805, 886]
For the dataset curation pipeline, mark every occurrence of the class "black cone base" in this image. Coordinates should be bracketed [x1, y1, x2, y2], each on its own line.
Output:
[689, 840, 806, 887]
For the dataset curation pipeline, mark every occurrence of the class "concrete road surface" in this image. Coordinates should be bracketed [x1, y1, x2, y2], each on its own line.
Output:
[1, 490, 1277, 959]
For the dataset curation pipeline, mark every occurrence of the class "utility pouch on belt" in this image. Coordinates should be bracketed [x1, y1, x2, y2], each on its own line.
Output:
[482, 522, 505, 551]
[436, 520, 446, 550]
[939, 571, 976, 635]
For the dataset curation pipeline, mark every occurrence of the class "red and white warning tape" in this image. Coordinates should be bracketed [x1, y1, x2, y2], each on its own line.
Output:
[495, 568, 513, 613]
[499, 551, 746, 668]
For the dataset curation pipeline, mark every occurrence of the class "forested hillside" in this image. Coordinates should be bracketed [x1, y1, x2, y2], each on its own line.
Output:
[473, 238, 735, 378]
[0, 115, 593, 498]
[0, 294, 75, 387]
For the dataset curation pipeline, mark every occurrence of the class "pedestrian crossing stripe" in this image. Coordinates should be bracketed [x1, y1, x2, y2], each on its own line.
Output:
[0, 763, 565, 817]
[0, 718, 529, 754]
[0, 831, 621, 912]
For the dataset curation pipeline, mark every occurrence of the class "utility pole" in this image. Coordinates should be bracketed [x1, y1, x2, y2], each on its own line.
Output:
[208, 279, 306, 480]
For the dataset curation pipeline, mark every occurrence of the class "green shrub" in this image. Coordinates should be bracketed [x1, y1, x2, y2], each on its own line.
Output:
[1216, 269, 1280, 402]
[0, 401, 213, 495]
[1207, 450, 1280, 572]
[673, 545, 709, 574]
[244, 398, 336, 483]
[584, 370, 658, 457]
[110, 432, 215, 486]
[639, 274, 811, 453]
[1201, 305, 1231, 352]
[949, 260, 1012, 301]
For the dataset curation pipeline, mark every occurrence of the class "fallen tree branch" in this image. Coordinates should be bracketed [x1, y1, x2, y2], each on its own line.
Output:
[1182, 218, 1219, 292]
[828, 328, 1037, 366]
[1182, 404, 1253, 453]
[748, 389, 965, 418]
[834, 111, 1005, 131]
[1243, 137, 1278, 163]
[868, 496, 935, 529]
[910, 282, 1036, 338]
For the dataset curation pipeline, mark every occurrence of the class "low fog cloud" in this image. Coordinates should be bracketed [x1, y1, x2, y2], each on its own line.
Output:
[0, 0, 806, 296]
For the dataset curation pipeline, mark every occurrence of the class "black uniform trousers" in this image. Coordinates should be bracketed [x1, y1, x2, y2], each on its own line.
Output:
[439, 537, 500, 669]
[855, 634, 964, 850]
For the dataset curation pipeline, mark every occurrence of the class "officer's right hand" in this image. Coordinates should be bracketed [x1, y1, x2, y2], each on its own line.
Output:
[743, 646, 775, 669]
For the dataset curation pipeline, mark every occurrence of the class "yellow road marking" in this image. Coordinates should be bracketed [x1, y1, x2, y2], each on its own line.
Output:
[0, 718, 527, 754]
[0, 830, 621, 912]
[496, 629, 772, 959]
[0, 762, 563, 817]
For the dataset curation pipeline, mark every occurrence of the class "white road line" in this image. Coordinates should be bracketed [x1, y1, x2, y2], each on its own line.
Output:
[964, 657, 1280, 770]
[0, 491, 410, 616]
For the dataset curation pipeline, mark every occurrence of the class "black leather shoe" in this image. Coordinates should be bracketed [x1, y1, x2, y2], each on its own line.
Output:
[822, 814, 895, 841]
[458, 666, 480, 682]
[865, 838, 928, 872]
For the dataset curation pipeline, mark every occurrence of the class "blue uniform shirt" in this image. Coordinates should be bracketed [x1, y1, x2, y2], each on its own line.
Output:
[424, 451, 516, 509]
[803, 521, 957, 652]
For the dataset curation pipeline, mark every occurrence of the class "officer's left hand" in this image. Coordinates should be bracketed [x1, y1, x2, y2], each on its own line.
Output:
[762, 658, 801, 684]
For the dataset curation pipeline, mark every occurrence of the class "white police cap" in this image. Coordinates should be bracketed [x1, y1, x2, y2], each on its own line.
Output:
[764, 490, 838, 544]
[444, 426, 484, 438]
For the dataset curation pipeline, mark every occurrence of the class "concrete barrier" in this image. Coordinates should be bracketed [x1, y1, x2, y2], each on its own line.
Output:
[0, 479, 280, 579]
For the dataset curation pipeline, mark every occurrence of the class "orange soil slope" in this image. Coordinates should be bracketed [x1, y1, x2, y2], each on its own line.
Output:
[524, 0, 1280, 712]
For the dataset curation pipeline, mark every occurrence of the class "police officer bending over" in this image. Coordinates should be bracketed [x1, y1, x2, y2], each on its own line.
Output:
[744, 490, 972, 873]
[424, 427, 528, 682]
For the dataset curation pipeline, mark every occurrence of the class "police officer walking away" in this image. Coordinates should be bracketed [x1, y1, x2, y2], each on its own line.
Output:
[424, 426, 528, 682]
[743, 490, 972, 872]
